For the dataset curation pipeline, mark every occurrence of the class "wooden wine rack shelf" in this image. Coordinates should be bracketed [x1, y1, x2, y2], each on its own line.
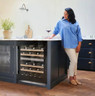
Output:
[20, 53, 44, 57]
[20, 69, 44, 74]
[21, 64, 44, 68]
[20, 49, 44, 52]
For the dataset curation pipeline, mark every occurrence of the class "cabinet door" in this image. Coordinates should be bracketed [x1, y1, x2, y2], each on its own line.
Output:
[81, 40, 95, 48]
[0, 45, 14, 77]
[78, 58, 95, 71]
[79, 48, 95, 59]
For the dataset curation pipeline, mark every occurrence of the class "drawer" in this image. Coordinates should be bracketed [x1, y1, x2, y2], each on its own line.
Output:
[79, 48, 95, 58]
[78, 58, 95, 71]
[81, 40, 95, 48]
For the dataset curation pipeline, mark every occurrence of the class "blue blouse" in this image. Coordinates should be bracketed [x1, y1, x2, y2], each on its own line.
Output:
[53, 18, 83, 48]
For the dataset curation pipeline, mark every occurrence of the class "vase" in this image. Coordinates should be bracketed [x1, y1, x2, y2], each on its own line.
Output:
[3, 30, 12, 39]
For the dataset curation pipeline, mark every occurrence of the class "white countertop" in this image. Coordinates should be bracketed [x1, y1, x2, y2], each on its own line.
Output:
[0, 38, 61, 41]
[0, 36, 95, 41]
[1, 38, 95, 41]
[0, 36, 61, 41]
[82, 38, 95, 40]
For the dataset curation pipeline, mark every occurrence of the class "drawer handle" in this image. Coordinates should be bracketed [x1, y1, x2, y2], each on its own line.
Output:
[88, 61, 92, 64]
[88, 52, 92, 54]
[88, 43, 92, 45]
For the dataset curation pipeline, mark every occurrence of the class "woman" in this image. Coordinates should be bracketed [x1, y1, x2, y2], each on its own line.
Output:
[48, 8, 83, 85]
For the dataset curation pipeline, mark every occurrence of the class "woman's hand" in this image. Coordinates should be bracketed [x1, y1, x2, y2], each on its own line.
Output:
[45, 34, 56, 39]
[46, 36, 53, 39]
[76, 42, 82, 53]
[76, 45, 81, 53]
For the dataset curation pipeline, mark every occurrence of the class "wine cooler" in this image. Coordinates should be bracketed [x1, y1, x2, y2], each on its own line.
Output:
[18, 42, 47, 85]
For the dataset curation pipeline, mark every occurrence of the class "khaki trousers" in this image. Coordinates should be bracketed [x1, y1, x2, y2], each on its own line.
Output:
[64, 48, 79, 77]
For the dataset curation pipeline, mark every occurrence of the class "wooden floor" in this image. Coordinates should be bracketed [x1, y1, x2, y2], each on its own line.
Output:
[0, 70, 95, 96]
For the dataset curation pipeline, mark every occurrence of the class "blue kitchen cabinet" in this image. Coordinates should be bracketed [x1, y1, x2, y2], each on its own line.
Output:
[78, 40, 95, 71]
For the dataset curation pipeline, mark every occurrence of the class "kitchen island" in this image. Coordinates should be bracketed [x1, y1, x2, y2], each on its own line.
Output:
[0, 38, 68, 89]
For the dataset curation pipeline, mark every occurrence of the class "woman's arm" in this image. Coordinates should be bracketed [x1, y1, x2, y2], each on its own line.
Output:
[76, 24, 83, 53]
[77, 25, 83, 42]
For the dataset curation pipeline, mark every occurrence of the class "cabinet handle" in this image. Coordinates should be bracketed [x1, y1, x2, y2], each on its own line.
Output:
[88, 61, 92, 64]
[88, 43, 92, 45]
[88, 51, 92, 54]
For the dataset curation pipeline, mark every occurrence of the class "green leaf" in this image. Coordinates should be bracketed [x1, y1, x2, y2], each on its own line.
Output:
[1, 18, 14, 30]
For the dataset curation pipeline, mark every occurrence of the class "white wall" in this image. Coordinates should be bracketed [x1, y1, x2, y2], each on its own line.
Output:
[56, 0, 95, 39]
[0, 0, 95, 38]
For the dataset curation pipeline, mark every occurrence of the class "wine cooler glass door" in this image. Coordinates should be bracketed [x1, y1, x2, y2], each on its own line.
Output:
[18, 42, 47, 84]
